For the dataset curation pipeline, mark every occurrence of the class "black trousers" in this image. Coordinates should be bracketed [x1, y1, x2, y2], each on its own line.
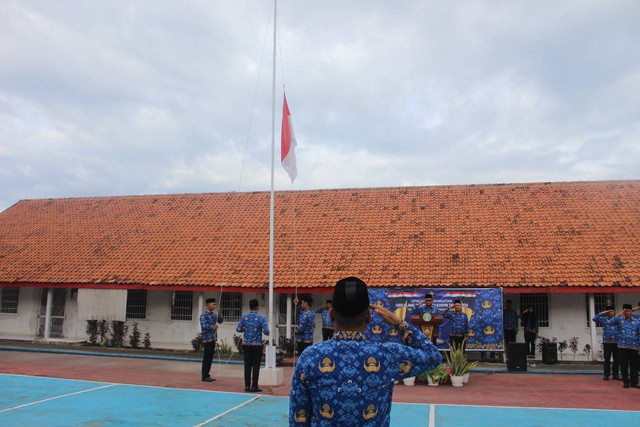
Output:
[618, 347, 639, 386]
[524, 331, 537, 355]
[201, 341, 216, 379]
[296, 341, 312, 356]
[602, 342, 620, 378]
[450, 335, 466, 351]
[322, 328, 334, 341]
[243, 344, 263, 389]
[504, 329, 516, 345]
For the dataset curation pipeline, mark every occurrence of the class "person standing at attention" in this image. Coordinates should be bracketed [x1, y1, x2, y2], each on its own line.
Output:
[315, 300, 334, 341]
[592, 304, 620, 380]
[443, 299, 469, 351]
[200, 297, 223, 382]
[294, 295, 315, 355]
[289, 277, 441, 426]
[236, 299, 270, 392]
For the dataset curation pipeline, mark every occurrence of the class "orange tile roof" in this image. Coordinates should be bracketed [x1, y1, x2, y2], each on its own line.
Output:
[0, 180, 639, 290]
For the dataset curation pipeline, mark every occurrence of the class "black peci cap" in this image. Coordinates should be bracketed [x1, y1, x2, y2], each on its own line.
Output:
[332, 277, 370, 316]
[301, 295, 313, 305]
[424, 293, 434, 299]
[623, 304, 632, 310]
[606, 304, 615, 311]
[206, 298, 216, 303]
[454, 299, 462, 304]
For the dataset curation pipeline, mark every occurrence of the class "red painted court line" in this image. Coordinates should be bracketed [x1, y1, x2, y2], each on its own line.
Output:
[1, 350, 638, 411]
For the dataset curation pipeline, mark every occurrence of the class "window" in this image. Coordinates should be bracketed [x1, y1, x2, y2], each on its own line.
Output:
[1, 287, 20, 313]
[171, 291, 193, 321]
[586, 293, 615, 327]
[126, 290, 147, 319]
[519, 293, 549, 327]
[221, 292, 242, 322]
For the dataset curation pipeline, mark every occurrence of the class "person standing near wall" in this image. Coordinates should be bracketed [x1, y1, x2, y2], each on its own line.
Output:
[200, 298, 223, 382]
[411, 293, 442, 342]
[592, 304, 620, 380]
[443, 299, 468, 351]
[236, 299, 269, 392]
[315, 300, 334, 341]
[520, 306, 538, 358]
[503, 300, 518, 345]
[612, 304, 639, 389]
[293, 295, 315, 355]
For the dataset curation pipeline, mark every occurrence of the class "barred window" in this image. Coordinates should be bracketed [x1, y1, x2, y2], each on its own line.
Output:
[171, 291, 193, 321]
[586, 293, 615, 327]
[519, 293, 549, 328]
[1, 287, 20, 313]
[126, 290, 147, 319]
[221, 292, 242, 322]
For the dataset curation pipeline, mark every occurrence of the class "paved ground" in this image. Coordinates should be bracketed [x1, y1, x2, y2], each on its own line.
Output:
[1, 348, 638, 411]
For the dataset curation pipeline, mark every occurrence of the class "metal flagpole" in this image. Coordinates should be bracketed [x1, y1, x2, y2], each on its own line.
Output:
[267, 0, 277, 370]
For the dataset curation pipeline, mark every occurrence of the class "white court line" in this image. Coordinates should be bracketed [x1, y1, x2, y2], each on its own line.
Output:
[429, 404, 435, 427]
[192, 395, 261, 427]
[0, 384, 115, 414]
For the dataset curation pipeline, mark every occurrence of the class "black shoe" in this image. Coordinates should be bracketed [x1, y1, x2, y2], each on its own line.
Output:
[245, 387, 251, 392]
[631, 385, 640, 389]
[623, 383, 629, 389]
[250, 387, 262, 393]
[202, 377, 215, 382]
[603, 376, 609, 381]
[613, 376, 621, 380]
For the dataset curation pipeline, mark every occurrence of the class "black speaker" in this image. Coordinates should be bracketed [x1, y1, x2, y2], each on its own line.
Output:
[506, 343, 528, 371]
[542, 342, 558, 365]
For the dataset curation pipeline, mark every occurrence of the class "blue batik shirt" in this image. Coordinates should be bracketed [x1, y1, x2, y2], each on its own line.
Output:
[503, 308, 519, 331]
[200, 310, 223, 342]
[443, 310, 468, 336]
[236, 311, 270, 345]
[592, 313, 618, 344]
[411, 305, 442, 336]
[611, 316, 639, 349]
[315, 307, 333, 329]
[519, 313, 539, 333]
[296, 308, 315, 343]
[289, 325, 441, 426]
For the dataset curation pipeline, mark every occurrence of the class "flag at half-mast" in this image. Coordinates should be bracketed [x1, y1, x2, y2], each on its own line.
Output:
[281, 93, 297, 183]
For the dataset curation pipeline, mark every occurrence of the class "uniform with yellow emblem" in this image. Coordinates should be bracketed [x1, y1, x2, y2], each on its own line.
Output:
[289, 278, 441, 426]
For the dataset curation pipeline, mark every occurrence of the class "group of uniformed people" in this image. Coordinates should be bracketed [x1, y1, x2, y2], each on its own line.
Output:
[592, 303, 640, 389]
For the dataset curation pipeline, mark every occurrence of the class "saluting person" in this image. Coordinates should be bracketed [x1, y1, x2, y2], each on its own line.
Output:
[520, 306, 539, 358]
[236, 299, 270, 392]
[294, 295, 315, 355]
[411, 292, 442, 340]
[611, 304, 639, 389]
[200, 297, 223, 382]
[289, 277, 441, 426]
[503, 300, 518, 345]
[443, 299, 469, 351]
[315, 300, 334, 341]
[592, 304, 620, 380]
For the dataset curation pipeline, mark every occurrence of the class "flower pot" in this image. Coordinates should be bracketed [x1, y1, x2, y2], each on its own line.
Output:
[402, 376, 416, 386]
[462, 373, 469, 383]
[451, 375, 464, 387]
[426, 376, 439, 387]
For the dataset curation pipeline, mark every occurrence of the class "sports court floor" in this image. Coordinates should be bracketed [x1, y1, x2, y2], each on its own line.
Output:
[1, 373, 638, 426]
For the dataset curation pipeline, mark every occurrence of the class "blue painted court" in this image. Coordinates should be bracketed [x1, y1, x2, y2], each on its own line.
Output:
[0, 374, 637, 426]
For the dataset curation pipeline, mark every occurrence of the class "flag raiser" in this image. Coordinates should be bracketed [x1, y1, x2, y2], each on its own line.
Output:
[281, 93, 297, 182]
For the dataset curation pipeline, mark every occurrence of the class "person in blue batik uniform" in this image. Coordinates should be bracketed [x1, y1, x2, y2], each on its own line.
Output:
[443, 299, 469, 351]
[236, 299, 270, 392]
[289, 277, 441, 426]
[503, 300, 518, 345]
[294, 295, 315, 355]
[411, 293, 442, 341]
[592, 304, 620, 380]
[633, 303, 640, 319]
[200, 297, 223, 382]
[520, 306, 538, 358]
[315, 300, 334, 341]
[611, 304, 640, 388]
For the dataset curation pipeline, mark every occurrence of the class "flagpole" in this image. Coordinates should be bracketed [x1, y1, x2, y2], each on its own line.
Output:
[267, 0, 277, 370]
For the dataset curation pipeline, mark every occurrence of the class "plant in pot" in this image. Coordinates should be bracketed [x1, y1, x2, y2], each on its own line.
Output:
[445, 338, 467, 387]
[558, 340, 568, 361]
[418, 363, 449, 386]
[462, 360, 478, 383]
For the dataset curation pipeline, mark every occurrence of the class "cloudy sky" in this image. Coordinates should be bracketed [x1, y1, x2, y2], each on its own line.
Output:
[1, 1, 639, 212]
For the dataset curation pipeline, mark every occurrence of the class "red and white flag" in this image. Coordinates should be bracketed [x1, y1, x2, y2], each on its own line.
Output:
[280, 93, 297, 183]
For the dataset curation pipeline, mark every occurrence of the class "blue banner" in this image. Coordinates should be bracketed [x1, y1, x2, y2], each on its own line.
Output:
[366, 287, 504, 351]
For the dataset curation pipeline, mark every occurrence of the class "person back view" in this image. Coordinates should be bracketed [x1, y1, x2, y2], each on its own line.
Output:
[289, 277, 441, 426]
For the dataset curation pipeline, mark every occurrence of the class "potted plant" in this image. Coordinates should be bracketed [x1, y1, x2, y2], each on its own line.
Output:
[402, 376, 416, 386]
[558, 340, 568, 360]
[462, 360, 478, 383]
[445, 338, 467, 387]
[569, 337, 579, 360]
[420, 363, 449, 386]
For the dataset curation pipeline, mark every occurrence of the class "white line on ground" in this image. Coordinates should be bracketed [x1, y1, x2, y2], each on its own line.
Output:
[429, 404, 435, 427]
[192, 395, 261, 427]
[0, 384, 116, 414]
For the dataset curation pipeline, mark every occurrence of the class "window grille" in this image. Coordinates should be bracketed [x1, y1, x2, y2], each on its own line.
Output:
[519, 293, 549, 328]
[221, 292, 242, 322]
[171, 291, 193, 321]
[0, 287, 20, 313]
[586, 293, 615, 327]
[126, 290, 147, 319]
